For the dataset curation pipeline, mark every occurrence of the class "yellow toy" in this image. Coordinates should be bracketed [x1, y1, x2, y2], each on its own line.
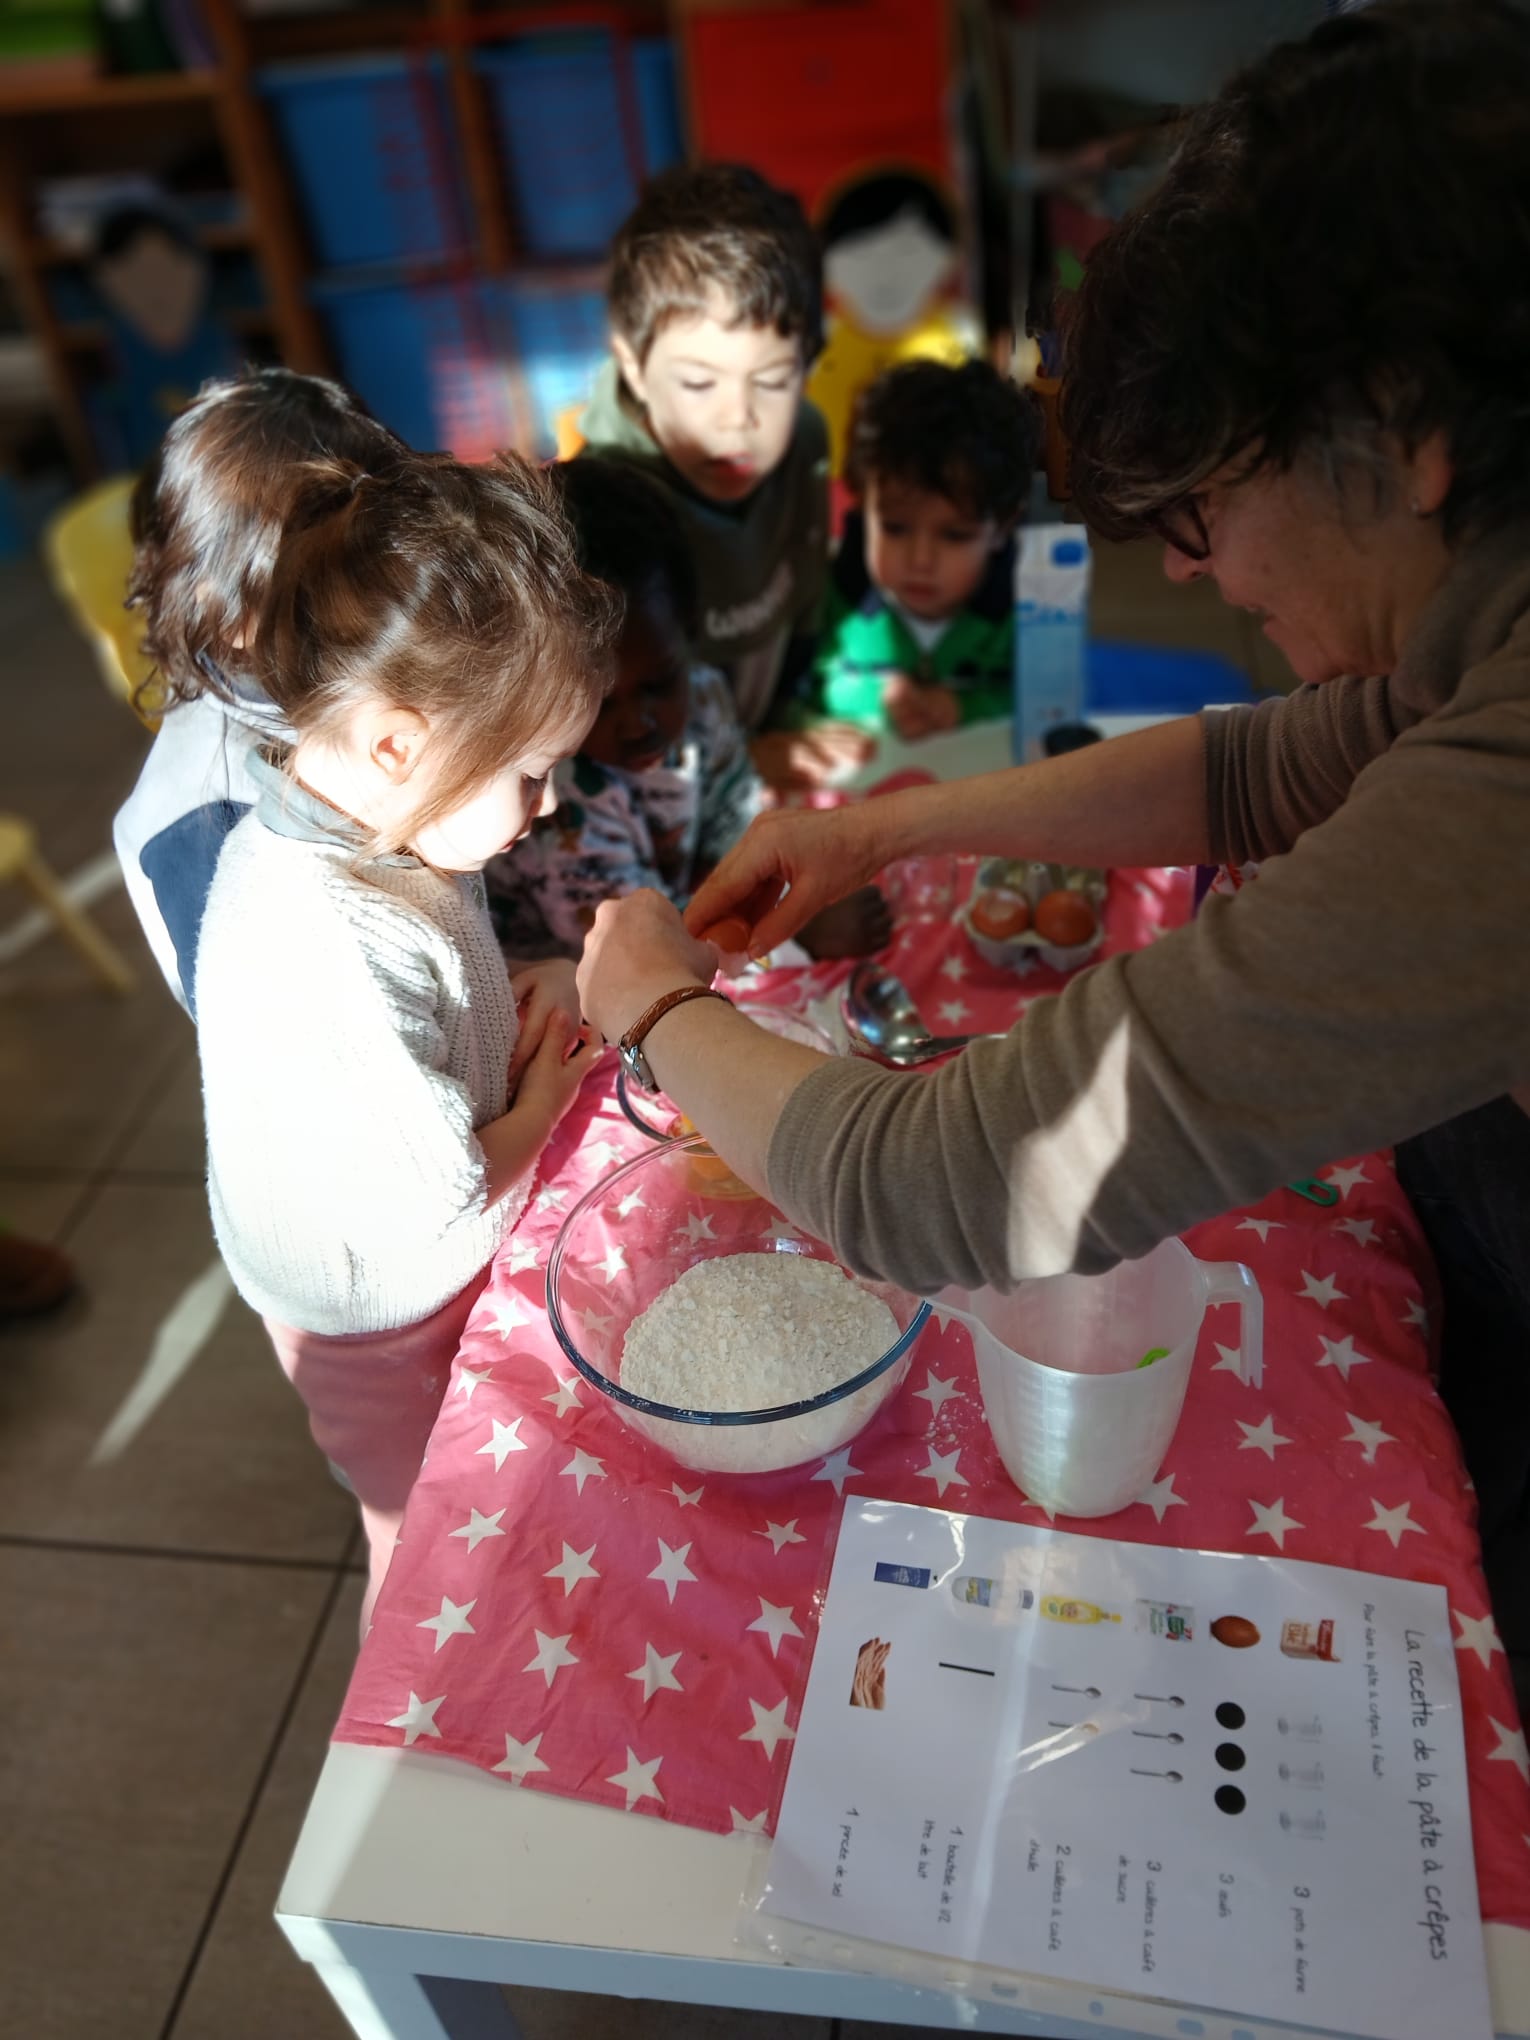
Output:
[43, 476, 162, 729]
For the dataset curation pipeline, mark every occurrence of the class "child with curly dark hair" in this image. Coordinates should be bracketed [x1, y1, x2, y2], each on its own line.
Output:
[808, 358, 1041, 740]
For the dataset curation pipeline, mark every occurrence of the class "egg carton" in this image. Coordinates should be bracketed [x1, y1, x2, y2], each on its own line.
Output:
[958, 857, 1108, 974]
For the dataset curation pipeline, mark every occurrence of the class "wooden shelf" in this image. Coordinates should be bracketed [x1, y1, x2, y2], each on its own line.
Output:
[0, 69, 224, 118]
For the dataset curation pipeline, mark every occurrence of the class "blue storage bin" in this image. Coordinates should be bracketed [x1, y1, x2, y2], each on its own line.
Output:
[490, 277, 607, 456]
[1085, 640, 1255, 716]
[476, 33, 682, 260]
[261, 57, 467, 270]
[315, 272, 514, 455]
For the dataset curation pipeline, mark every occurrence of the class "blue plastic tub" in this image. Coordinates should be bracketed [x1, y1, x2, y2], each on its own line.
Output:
[490, 276, 607, 456]
[476, 32, 682, 260]
[314, 271, 513, 455]
[1085, 641, 1255, 716]
[260, 57, 466, 269]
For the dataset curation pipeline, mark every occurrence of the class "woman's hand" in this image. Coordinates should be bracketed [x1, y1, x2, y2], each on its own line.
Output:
[576, 889, 719, 1046]
[685, 803, 892, 956]
[507, 957, 581, 1090]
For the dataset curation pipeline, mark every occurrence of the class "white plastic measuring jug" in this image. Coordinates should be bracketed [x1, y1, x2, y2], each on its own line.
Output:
[940, 1238, 1263, 1519]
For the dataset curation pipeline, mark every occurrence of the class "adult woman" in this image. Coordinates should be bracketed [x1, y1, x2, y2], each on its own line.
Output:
[576, 0, 1530, 1535]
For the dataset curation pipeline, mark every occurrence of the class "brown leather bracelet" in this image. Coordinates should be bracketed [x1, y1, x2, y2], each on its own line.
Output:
[617, 985, 730, 1092]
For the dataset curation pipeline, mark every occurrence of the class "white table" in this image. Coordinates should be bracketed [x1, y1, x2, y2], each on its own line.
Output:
[278, 711, 1530, 2039]
[277, 1741, 1530, 2040]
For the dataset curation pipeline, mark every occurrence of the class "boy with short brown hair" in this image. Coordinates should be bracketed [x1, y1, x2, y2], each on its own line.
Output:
[580, 162, 870, 791]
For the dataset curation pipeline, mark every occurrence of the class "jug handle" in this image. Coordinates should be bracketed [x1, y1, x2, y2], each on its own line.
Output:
[1203, 1260, 1264, 1389]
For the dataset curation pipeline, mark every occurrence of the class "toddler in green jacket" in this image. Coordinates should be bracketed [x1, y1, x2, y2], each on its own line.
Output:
[810, 358, 1041, 739]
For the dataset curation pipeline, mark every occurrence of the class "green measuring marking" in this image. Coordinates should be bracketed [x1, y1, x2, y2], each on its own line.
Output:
[1137, 1347, 1170, 1370]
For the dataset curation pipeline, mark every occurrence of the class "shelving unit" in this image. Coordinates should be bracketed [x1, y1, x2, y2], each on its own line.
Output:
[0, 0, 671, 478]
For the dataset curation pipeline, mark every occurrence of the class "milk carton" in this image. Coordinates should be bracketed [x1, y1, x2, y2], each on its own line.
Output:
[1012, 523, 1091, 763]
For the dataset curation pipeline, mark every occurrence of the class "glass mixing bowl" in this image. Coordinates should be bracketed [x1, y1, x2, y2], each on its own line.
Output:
[615, 1001, 837, 1143]
[547, 1136, 930, 1475]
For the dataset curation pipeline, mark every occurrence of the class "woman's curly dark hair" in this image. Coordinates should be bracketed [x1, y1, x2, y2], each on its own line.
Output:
[1061, 0, 1530, 547]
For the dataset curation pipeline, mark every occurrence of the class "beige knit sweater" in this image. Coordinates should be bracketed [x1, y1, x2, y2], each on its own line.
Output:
[197, 771, 521, 1335]
[767, 521, 1530, 1293]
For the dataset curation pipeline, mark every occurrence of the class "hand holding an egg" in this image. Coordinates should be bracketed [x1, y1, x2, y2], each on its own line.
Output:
[577, 889, 718, 1045]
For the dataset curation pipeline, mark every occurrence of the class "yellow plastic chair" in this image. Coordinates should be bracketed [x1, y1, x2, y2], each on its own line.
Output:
[0, 815, 135, 995]
[43, 476, 164, 730]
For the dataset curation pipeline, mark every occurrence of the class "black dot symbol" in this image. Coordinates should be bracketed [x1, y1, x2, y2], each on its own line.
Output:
[1215, 1743, 1247, 1772]
[1215, 1784, 1247, 1815]
[1216, 1701, 1246, 1730]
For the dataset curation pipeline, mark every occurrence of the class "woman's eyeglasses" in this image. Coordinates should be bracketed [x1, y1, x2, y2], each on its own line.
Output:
[1146, 495, 1212, 561]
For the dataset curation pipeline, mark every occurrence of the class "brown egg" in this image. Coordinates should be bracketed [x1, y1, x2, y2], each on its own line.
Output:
[1034, 888, 1098, 949]
[970, 888, 1031, 941]
[1210, 1615, 1262, 1650]
[701, 915, 752, 956]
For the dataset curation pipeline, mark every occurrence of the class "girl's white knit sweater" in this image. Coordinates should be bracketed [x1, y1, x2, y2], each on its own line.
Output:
[195, 770, 523, 1335]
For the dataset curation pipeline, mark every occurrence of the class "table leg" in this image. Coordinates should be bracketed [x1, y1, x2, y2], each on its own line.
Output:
[310, 1959, 526, 2040]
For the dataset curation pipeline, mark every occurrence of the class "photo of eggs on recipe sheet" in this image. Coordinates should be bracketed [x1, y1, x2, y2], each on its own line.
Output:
[761, 1501, 1491, 2040]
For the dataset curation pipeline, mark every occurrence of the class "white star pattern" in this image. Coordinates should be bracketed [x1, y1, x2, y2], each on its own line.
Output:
[387, 1691, 444, 1745]
[1298, 1271, 1347, 1309]
[534, 1184, 567, 1212]
[1325, 1162, 1370, 1197]
[1236, 1414, 1291, 1461]
[1336, 1217, 1378, 1247]
[730, 1806, 769, 1833]
[561, 1448, 606, 1495]
[675, 1211, 716, 1244]
[1212, 1343, 1247, 1380]
[601, 1244, 628, 1283]
[1489, 1717, 1530, 1784]
[418, 1595, 476, 1652]
[523, 1629, 579, 1687]
[543, 1377, 582, 1418]
[492, 1730, 549, 1782]
[916, 1445, 968, 1498]
[505, 1240, 539, 1275]
[1317, 1334, 1370, 1382]
[615, 1189, 647, 1219]
[578, 1306, 615, 1337]
[607, 1747, 664, 1809]
[747, 1597, 804, 1656]
[1237, 1216, 1283, 1243]
[649, 1538, 698, 1602]
[757, 1518, 805, 1554]
[485, 1295, 528, 1339]
[1365, 1499, 1424, 1549]
[449, 1506, 506, 1554]
[913, 1371, 963, 1416]
[628, 1642, 684, 1702]
[1454, 1609, 1504, 1671]
[455, 1364, 493, 1402]
[585, 1141, 627, 1170]
[936, 1000, 971, 1027]
[939, 954, 967, 981]
[1342, 1413, 1394, 1464]
[544, 1541, 600, 1597]
[813, 1448, 861, 1497]
[1246, 1497, 1302, 1549]
[476, 1416, 528, 1471]
[670, 1482, 704, 1508]
[741, 1696, 796, 1760]
[1402, 1297, 1429, 1331]
[1137, 1473, 1186, 1523]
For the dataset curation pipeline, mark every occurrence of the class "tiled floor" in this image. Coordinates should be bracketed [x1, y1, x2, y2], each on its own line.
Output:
[0, 545, 1280, 2040]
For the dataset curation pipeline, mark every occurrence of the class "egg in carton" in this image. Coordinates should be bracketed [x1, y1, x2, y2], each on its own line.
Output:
[959, 857, 1108, 974]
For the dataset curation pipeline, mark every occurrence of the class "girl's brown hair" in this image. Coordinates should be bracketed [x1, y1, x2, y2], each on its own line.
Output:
[128, 368, 406, 711]
[254, 451, 619, 847]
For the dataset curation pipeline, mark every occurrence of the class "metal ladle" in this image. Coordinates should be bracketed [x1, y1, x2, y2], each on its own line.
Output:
[840, 961, 993, 1067]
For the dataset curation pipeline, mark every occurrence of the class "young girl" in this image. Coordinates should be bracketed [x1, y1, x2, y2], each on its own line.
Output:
[118, 368, 406, 1013]
[189, 450, 617, 1622]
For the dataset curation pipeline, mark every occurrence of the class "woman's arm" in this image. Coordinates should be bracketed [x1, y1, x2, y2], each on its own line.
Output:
[685, 713, 1210, 952]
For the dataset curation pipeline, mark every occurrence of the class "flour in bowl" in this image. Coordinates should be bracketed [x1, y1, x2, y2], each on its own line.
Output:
[620, 1252, 906, 1475]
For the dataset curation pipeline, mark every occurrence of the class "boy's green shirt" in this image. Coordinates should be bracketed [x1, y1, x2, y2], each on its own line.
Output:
[807, 510, 1015, 731]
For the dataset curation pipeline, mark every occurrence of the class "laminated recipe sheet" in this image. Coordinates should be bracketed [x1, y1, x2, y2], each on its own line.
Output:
[761, 1500, 1491, 2040]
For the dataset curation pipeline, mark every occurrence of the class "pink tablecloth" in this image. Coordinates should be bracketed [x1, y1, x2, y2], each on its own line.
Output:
[334, 866, 1530, 1928]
